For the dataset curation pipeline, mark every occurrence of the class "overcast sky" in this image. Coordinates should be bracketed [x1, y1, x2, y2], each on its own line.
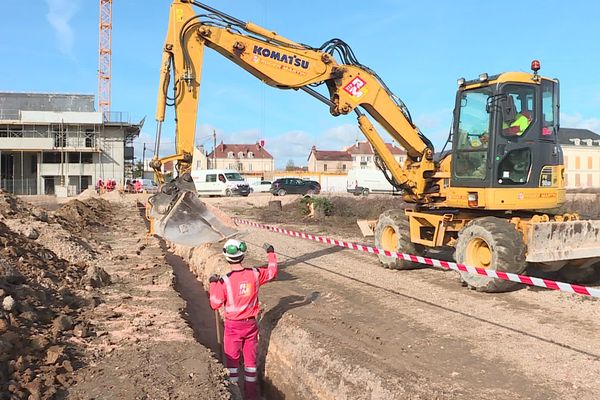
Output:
[2, 0, 600, 167]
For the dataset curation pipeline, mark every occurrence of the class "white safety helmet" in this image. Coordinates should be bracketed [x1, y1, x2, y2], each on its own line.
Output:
[222, 238, 247, 263]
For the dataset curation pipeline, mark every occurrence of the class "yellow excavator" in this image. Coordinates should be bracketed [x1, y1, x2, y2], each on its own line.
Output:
[147, 0, 600, 291]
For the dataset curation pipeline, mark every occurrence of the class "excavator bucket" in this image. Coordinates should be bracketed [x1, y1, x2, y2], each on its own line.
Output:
[147, 180, 238, 247]
[526, 219, 600, 263]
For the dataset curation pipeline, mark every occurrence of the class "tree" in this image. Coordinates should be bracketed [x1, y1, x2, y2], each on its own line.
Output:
[285, 159, 296, 171]
[133, 160, 144, 178]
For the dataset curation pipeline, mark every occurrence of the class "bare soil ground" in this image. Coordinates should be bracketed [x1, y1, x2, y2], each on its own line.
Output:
[197, 193, 600, 399]
[204, 193, 407, 239]
[0, 192, 231, 399]
[3, 191, 600, 399]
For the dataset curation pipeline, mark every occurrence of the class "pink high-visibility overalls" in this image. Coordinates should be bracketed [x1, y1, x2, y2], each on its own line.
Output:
[210, 252, 278, 399]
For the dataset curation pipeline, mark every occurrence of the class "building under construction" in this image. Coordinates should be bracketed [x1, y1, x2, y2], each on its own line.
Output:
[0, 92, 142, 195]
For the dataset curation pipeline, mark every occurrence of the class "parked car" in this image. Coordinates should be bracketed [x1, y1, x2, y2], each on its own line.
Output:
[191, 169, 250, 197]
[250, 180, 272, 193]
[270, 178, 321, 196]
[138, 178, 159, 193]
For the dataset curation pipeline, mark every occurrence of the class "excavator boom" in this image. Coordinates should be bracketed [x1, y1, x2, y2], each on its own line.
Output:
[147, 0, 442, 245]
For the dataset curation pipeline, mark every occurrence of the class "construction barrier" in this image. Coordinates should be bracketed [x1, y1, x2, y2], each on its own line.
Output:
[233, 218, 600, 298]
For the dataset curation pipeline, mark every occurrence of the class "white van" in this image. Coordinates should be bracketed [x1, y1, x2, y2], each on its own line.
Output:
[346, 168, 400, 196]
[191, 169, 251, 197]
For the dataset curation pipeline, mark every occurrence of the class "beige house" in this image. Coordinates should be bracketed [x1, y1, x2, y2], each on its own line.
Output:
[560, 128, 600, 188]
[206, 142, 274, 174]
[307, 146, 352, 173]
[192, 145, 208, 170]
[344, 141, 406, 169]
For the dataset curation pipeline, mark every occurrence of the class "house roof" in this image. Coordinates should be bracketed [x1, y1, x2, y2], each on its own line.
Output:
[309, 149, 353, 162]
[558, 128, 600, 145]
[207, 142, 273, 159]
[345, 141, 406, 155]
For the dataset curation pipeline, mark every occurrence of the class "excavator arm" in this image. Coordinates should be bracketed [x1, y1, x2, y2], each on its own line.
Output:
[148, 0, 439, 246]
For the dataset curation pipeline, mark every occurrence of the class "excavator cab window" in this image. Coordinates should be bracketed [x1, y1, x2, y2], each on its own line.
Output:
[453, 88, 492, 181]
[541, 80, 558, 137]
[500, 85, 535, 137]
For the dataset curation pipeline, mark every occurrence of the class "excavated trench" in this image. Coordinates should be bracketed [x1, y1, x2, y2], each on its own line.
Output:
[164, 245, 288, 399]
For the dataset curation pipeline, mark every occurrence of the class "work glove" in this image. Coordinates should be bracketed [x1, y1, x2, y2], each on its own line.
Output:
[209, 274, 220, 283]
[263, 243, 275, 253]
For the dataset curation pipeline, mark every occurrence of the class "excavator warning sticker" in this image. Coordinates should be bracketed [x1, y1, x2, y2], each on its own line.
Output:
[344, 76, 367, 100]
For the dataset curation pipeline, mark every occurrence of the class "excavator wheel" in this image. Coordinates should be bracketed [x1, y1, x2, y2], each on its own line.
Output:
[455, 217, 527, 293]
[374, 210, 424, 270]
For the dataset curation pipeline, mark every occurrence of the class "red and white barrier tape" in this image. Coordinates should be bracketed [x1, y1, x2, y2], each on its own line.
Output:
[233, 218, 600, 298]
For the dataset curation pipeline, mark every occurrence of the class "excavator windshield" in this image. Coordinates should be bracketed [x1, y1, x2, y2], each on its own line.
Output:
[453, 88, 492, 180]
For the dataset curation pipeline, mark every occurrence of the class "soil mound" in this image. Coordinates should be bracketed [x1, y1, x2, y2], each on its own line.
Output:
[53, 198, 112, 234]
[0, 220, 88, 399]
[0, 193, 115, 398]
[77, 188, 98, 200]
[252, 195, 407, 237]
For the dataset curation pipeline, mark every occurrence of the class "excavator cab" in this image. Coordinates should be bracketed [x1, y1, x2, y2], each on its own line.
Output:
[451, 66, 563, 210]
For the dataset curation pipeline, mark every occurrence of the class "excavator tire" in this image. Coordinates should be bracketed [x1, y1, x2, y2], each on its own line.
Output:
[374, 210, 424, 270]
[455, 217, 527, 293]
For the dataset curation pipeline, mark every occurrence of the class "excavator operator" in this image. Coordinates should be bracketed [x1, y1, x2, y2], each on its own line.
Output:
[503, 110, 532, 136]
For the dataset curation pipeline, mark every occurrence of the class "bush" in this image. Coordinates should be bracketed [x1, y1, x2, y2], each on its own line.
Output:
[299, 196, 334, 216]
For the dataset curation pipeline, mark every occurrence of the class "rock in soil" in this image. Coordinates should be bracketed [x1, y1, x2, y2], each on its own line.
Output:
[85, 265, 111, 288]
[52, 315, 73, 334]
[73, 324, 90, 338]
[2, 296, 16, 312]
[45, 345, 64, 365]
[24, 227, 39, 240]
[0, 256, 25, 284]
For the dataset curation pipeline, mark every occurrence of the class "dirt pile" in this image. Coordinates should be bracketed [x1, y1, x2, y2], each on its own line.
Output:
[0, 221, 88, 399]
[250, 195, 406, 237]
[0, 192, 113, 399]
[53, 198, 112, 235]
[76, 188, 98, 200]
[560, 194, 600, 219]
[0, 195, 103, 265]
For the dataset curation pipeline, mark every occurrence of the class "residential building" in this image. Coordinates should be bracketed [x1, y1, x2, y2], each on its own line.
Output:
[559, 128, 600, 188]
[307, 146, 352, 173]
[0, 92, 142, 195]
[192, 145, 208, 170]
[206, 141, 274, 174]
[344, 141, 406, 169]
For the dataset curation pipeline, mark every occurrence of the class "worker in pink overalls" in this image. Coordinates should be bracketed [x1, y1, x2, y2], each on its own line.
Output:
[209, 239, 278, 400]
[133, 179, 142, 193]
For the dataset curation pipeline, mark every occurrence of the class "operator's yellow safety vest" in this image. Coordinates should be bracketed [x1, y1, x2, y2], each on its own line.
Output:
[503, 113, 531, 136]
